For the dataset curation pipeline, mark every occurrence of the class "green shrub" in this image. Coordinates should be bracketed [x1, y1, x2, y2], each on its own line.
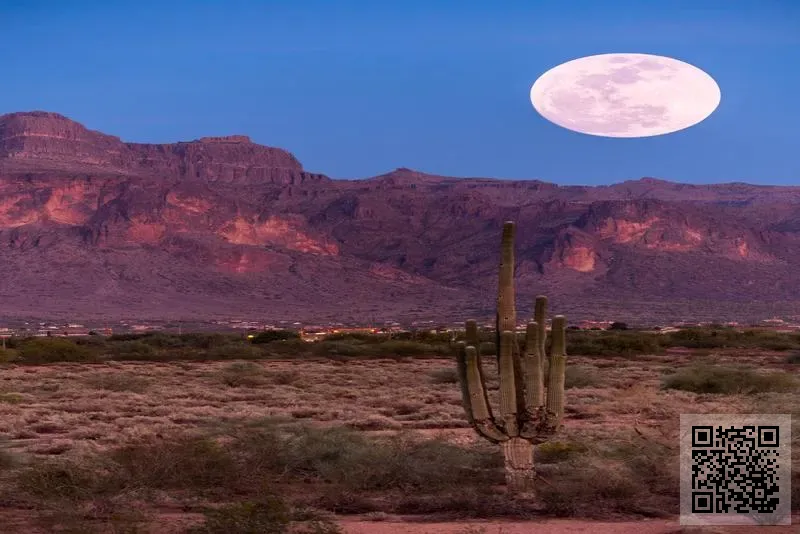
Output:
[231, 424, 500, 493]
[566, 331, 664, 357]
[0, 392, 24, 404]
[535, 441, 589, 464]
[0, 347, 19, 363]
[665, 328, 800, 351]
[218, 362, 266, 388]
[84, 373, 151, 393]
[17, 338, 95, 364]
[110, 436, 238, 492]
[372, 340, 450, 358]
[564, 366, 600, 389]
[428, 368, 459, 384]
[311, 341, 370, 358]
[189, 498, 291, 534]
[322, 332, 385, 343]
[190, 498, 343, 534]
[205, 343, 265, 360]
[111, 340, 157, 359]
[662, 365, 798, 394]
[251, 330, 300, 344]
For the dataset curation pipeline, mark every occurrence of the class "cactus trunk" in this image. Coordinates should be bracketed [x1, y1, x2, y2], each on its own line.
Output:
[502, 438, 536, 495]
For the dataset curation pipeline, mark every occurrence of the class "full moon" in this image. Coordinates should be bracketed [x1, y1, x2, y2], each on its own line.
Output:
[530, 53, 721, 137]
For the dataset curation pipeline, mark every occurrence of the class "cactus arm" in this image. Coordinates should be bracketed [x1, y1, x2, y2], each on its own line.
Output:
[545, 315, 567, 426]
[455, 341, 475, 422]
[534, 295, 548, 379]
[498, 330, 520, 436]
[463, 346, 508, 443]
[523, 321, 545, 410]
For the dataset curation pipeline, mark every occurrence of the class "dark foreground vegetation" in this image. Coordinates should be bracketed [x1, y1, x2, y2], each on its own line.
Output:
[1, 418, 688, 532]
[1, 326, 800, 365]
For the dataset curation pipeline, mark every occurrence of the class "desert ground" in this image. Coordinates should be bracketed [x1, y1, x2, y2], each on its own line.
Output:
[0, 337, 798, 533]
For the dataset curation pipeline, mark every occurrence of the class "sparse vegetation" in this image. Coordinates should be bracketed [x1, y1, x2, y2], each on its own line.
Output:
[428, 368, 459, 384]
[0, 324, 798, 366]
[251, 330, 300, 344]
[566, 330, 665, 357]
[16, 337, 95, 364]
[0, 313, 797, 531]
[662, 364, 798, 394]
[83, 372, 151, 393]
[218, 361, 266, 388]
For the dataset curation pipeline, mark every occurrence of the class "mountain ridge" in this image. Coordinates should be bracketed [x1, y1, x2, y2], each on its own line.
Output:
[1, 110, 799, 325]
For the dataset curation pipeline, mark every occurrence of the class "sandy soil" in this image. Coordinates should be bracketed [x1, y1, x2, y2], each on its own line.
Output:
[0, 347, 797, 533]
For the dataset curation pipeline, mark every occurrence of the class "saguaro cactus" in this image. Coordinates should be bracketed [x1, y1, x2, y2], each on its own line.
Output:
[456, 221, 567, 495]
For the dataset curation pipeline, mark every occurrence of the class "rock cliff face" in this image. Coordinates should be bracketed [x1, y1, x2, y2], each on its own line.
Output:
[1, 111, 799, 324]
[0, 111, 324, 185]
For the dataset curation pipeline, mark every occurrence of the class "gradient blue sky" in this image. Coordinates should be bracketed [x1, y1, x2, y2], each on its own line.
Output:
[2, 1, 798, 185]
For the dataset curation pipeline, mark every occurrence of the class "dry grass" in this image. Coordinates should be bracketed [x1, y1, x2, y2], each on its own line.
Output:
[0, 343, 797, 532]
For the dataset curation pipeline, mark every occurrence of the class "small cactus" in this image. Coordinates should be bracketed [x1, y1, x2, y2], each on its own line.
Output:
[455, 221, 567, 495]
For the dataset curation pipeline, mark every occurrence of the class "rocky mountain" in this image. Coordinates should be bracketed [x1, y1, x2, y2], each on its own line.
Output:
[1, 111, 799, 325]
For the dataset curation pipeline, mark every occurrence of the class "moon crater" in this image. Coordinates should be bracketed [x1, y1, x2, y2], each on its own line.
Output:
[530, 53, 721, 137]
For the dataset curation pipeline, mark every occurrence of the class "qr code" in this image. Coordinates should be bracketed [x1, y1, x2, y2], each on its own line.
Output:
[680, 414, 792, 526]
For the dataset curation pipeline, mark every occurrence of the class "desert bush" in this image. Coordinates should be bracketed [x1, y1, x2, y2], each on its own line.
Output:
[564, 365, 600, 389]
[662, 364, 798, 394]
[0, 391, 24, 404]
[260, 339, 314, 357]
[665, 328, 800, 351]
[322, 332, 385, 343]
[109, 340, 157, 359]
[308, 339, 450, 359]
[231, 423, 501, 493]
[535, 440, 589, 464]
[16, 337, 96, 363]
[0, 439, 15, 470]
[786, 351, 800, 364]
[372, 340, 450, 358]
[15, 458, 119, 500]
[538, 438, 678, 518]
[251, 330, 300, 344]
[109, 332, 182, 348]
[190, 498, 343, 534]
[566, 331, 665, 357]
[189, 498, 290, 534]
[311, 341, 371, 358]
[269, 369, 300, 385]
[84, 373, 151, 393]
[110, 436, 238, 493]
[205, 343, 265, 360]
[0, 347, 19, 363]
[429, 367, 459, 384]
[218, 362, 266, 388]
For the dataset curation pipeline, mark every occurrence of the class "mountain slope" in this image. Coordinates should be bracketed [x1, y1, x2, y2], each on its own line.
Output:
[1, 111, 799, 324]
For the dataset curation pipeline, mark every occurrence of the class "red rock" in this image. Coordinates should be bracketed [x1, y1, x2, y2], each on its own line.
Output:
[1, 110, 799, 324]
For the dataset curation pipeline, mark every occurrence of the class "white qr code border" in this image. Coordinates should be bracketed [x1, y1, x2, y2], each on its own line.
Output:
[680, 414, 792, 526]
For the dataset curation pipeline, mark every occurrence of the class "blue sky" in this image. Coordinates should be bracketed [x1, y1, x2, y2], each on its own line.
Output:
[2, 1, 798, 185]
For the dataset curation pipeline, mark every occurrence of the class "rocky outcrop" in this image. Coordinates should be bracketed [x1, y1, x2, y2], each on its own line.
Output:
[0, 111, 325, 186]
